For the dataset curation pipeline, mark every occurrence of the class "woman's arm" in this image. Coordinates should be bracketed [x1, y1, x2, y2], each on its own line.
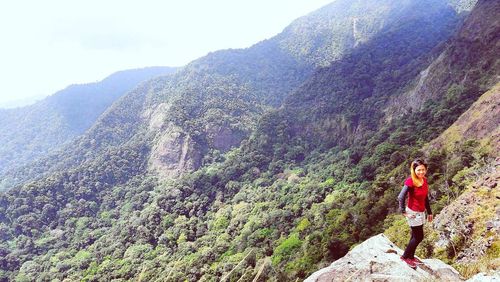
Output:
[425, 195, 432, 215]
[425, 195, 433, 222]
[398, 185, 410, 213]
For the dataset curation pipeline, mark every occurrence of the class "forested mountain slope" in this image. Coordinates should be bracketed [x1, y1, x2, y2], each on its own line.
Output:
[0, 67, 177, 189]
[384, 0, 498, 118]
[0, 0, 437, 191]
[1, 0, 497, 281]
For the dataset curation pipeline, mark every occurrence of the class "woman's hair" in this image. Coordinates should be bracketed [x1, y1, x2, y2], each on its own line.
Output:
[410, 158, 427, 187]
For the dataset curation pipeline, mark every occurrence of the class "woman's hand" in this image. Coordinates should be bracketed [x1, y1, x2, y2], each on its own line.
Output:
[402, 212, 415, 219]
[427, 214, 433, 222]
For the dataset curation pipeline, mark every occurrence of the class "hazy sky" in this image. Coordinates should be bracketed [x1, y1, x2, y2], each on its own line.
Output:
[0, 0, 333, 106]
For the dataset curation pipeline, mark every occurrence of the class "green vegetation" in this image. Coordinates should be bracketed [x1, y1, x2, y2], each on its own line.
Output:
[0, 0, 497, 281]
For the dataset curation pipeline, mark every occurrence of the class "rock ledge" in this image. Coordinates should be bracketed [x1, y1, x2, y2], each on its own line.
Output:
[305, 233, 463, 282]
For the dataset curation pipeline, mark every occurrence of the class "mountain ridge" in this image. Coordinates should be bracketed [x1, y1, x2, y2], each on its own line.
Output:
[0, 0, 448, 190]
[0, 0, 497, 281]
[0, 66, 177, 190]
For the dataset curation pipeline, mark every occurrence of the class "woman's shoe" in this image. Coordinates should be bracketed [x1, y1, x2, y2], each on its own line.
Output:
[400, 256, 417, 268]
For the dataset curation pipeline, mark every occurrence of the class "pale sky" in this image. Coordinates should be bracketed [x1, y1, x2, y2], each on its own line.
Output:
[0, 0, 333, 106]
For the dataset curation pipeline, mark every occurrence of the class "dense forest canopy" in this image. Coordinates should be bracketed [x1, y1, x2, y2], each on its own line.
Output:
[0, 0, 498, 281]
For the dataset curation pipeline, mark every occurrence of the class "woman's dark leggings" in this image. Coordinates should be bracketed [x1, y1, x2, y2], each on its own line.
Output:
[403, 225, 424, 259]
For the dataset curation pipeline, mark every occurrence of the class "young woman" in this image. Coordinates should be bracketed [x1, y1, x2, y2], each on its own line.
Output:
[398, 159, 433, 268]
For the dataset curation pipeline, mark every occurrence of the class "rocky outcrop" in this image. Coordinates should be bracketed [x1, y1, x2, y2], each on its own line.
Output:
[466, 271, 500, 281]
[205, 124, 245, 153]
[148, 124, 202, 178]
[305, 234, 463, 281]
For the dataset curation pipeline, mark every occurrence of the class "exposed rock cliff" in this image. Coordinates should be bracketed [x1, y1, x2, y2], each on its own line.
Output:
[305, 234, 464, 281]
[148, 124, 202, 178]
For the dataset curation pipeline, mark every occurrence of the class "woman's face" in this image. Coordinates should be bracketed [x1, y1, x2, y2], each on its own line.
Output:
[414, 164, 427, 179]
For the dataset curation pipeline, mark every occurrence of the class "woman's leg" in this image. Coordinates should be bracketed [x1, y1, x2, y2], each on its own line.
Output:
[402, 225, 424, 259]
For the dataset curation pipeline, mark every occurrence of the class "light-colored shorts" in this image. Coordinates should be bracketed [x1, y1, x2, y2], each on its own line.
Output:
[405, 207, 425, 227]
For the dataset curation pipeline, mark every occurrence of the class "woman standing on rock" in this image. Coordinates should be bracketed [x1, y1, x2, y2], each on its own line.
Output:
[398, 158, 433, 268]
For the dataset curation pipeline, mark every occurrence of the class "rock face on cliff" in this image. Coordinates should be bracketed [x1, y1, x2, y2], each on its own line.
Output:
[148, 124, 203, 178]
[305, 234, 463, 282]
